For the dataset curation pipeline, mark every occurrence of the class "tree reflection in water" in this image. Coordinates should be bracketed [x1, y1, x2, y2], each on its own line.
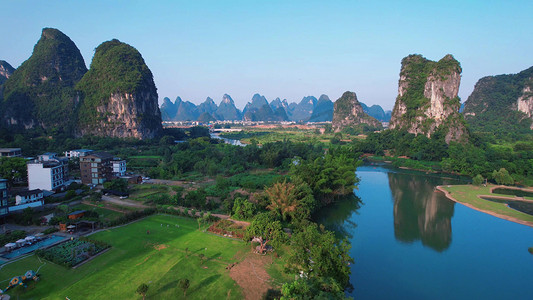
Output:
[314, 194, 362, 239]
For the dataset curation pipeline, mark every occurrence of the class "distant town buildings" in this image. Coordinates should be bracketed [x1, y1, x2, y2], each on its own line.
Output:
[65, 149, 94, 159]
[0, 148, 22, 157]
[80, 152, 125, 185]
[0, 179, 8, 217]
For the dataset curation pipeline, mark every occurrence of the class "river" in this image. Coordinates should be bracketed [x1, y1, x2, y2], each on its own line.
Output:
[317, 163, 533, 299]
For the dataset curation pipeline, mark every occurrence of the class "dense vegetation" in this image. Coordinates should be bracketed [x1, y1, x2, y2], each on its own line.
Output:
[1, 28, 87, 133]
[76, 39, 159, 128]
[354, 129, 533, 185]
[463, 66, 533, 141]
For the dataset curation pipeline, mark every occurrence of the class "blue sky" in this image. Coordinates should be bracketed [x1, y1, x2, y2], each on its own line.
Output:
[2, 0, 532, 110]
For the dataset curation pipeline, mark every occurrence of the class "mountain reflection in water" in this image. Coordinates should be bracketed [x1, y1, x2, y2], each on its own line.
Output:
[388, 172, 455, 252]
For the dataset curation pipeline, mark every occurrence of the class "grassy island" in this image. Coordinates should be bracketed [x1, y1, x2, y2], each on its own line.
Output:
[438, 185, 533, 227]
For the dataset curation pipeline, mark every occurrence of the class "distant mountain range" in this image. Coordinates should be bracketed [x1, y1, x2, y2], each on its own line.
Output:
[160, 93, 391, 123]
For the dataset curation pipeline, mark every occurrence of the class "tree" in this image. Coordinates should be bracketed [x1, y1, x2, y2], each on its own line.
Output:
[472, 174, 484, 186]
[103, 178, 129, 193]
[0, 157, 27, 185]
[492, 168, 514, 185]
[281, 277, 345, 300]
[136, 283, 149, 300]
[232, 197, 255, 220]
[244, 212, 287, 254]
[265, 179, 314, 223]
[179, 278, 190, 296]
[265, 181, 297, 222]
[285, 223, 353, 289]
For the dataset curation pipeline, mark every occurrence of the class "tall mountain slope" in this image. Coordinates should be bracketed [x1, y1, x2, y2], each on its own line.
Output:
[389, 54, 467, 143]
[308, 94, 333, 122]
[0, 60, 15, 102]
[215, 94, 241, 120]
[2, 28, 87, 131]
[291, 96, 317, 122]
[360, 102, 391, 122]
[197, 97, 218, 116]
[76, 39, 161, 139]
[160, 97, 177, 121]
[332, 91, 381, 132]
[243, 93, 285, 121]
[463, 66, 533, 133]
[174, 97, 199, 121]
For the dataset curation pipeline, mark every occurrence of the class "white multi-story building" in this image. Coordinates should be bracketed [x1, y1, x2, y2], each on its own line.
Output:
[65, 149, 94, 159]
[111, 159, 127, 177]
[27, 161, 66, 192]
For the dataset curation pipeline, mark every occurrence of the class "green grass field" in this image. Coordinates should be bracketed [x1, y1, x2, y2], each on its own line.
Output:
[441, 185, 533, 224]
[0, 215, 248, 299]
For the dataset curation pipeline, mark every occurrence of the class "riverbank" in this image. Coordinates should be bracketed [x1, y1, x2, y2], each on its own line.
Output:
[436, 185, 533, 227]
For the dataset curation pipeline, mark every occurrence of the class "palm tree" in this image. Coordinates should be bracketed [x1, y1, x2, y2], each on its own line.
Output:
[265, 181, 297, 221]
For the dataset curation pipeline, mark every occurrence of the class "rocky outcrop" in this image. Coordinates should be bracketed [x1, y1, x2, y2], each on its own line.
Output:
[0, 60, 14, 83]
[2, 28, 87, 131]
[76, 39, 161, 139]
[332, 91, 381, 132]
[389, 54, 467, 143]
[517, 84, 533, 129]
[0, 60, 14, 102]
[463, 66, 533, 133]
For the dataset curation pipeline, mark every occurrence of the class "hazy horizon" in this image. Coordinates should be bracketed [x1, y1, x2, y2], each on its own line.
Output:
[2, 1, 532, 111]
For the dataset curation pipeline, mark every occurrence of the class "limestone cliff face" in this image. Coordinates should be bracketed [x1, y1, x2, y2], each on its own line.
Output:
[516, 81, 533, 129]
[332, 91, 381, 132]
[0, 60, 15, 102]
[76, 39, 161, 139]
[0, 61, 14, 83]
[86, 90, 161, 138]
[390, 54, 467, 143]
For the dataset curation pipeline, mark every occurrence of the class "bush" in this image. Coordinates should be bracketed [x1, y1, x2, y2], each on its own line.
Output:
[472, 174, 484, 186]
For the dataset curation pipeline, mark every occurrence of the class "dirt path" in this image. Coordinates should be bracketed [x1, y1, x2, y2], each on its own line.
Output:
[101, 195, 149, 208]
[230, 252, 272, 300]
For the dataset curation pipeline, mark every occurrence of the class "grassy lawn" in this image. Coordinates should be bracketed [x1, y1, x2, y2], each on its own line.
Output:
[129, 184, 173, 202]
[440, 185, 533, 225]
[0, 215, 248, 299]
[71, 203, 124, 221]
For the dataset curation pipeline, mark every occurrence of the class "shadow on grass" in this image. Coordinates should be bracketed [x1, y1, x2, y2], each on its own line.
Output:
[188, 274, 221, 294]
[151, 279, 180, 298]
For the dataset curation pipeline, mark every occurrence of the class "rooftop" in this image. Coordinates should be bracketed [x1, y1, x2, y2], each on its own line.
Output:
[16, 189, 43, 197]
[84, 152, 114, 159]
[0, 148, 21, 152]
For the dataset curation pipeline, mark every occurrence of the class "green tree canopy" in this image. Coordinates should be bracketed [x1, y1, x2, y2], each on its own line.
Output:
[285, 223, 353, 289]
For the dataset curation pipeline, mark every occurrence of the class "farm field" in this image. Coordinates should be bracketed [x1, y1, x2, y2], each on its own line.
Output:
[0, 215, 249, 299]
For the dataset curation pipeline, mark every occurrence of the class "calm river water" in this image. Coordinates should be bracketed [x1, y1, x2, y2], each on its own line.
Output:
[317, 163, 533, 300]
